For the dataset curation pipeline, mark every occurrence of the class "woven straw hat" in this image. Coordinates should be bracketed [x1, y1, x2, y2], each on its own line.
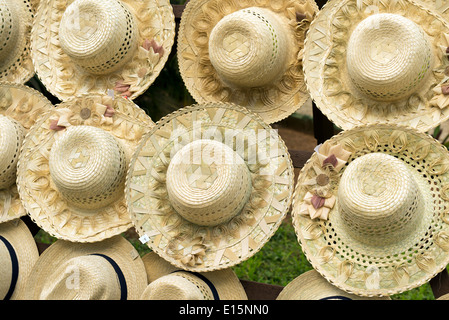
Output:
[0, 82, 53, 223]
[31, 0, 176, 101]
[0, 219, 39, 300]
[21, 235, 147, 300]
[139, 251, 247, 300]
[126, 102, 294, 272]
[17, 93, 154, 242]
[0, 0, 35, 84]
[277, 270, 390, 300]
[177, 0, 319, 124]
[303, 0, 449, 132]
[293, 123, 449, 297]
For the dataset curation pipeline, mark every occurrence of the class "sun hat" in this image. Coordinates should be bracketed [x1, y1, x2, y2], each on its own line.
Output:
[0, 82, 53, 223]
[0, 0, 36, 84]
[0, 218, 39, 300]
[30, 0, 176, 101]
[16, 93, 154, 242]
[277, 270, 390, 300]
[139, 251, 247, 300]
[292, 123, 449, 297]
[21, 235, 147, 300]
[126, 102, 294, 272]
[303, 0, 449, 132]
[177, 0, 319, 124]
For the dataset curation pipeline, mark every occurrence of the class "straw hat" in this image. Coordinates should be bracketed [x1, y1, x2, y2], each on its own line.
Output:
[177, 0, 319, 124]
[126, 102, 294, 272]
[0, 82, 53, 223]
[303, 0, 449, 132]
[31, 0, 176, 101]
[21, 235, 147, 300]
[277, 270, 390, 300]
[292, 123, 449, 297]
[139, 251, 247, 300]
[0, 0, 36, 84]
[0, 219, 39, 300]
[16, 93, 154, 242]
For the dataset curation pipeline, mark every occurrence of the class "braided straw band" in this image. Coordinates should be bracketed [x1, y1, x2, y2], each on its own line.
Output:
[126, 102, 294, 271]
[293, 124, 449, 297]
[303, 0, 449, 132]
[17, 94, 154, 242]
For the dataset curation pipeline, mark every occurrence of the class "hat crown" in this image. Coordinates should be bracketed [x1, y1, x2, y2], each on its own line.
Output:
[166, 139, 252, 227]
[0, 0, 20, 66]
[338, 153, 422, 245]
[49, 125, 126, 210]
[346, 13, 433, 101]
[0, 115, 25, 189]
[0, 239, 13, 299]
[208, 7, 289, 88]
[58, 0, 138, 75]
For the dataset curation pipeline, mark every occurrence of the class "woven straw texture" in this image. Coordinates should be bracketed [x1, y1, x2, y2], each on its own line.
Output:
[0, 219, 39, 300]
[177, 0, 319, 124]
[0, 82, 53, 223]
[141, 251, 247, 300]
[31, 0, 176, 101]
[17, 94, 154, 243]
[415, 0, 449, 21]
[292, 124, 449, 297]
[21, 235, 147, 300]
[0, 0, 35, 84]
[126, 102, 294, 272]
[303, 0, 449, 132]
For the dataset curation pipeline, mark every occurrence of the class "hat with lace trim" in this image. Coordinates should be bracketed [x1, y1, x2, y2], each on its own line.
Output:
[31, 0, 176, 101]
[0, 82, 53, 223]
[21, 235, 147, 300]
[17, 93, 154, 242]
[177, 0, 319, 124]
[292, 123, 449, 297]
[139, 252, 247, 300]
[303, 0, 449, 132]
[126, 102, 294, 272]
[0, 219, 39, 300]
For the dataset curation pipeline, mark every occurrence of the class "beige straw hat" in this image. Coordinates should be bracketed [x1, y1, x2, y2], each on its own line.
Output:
[21, 235, 147, 300]
[139, 251, 247, 300]
[126, 102, 294, 272]
[31, 0, 176, 101]
[17, 93, 154, 242]
[0, 218, 39, 300]
[292, 123, 449, 297]
[303, 0, 449, 132]
[0, 0, 36, 84]
[277, 270, 390, 300]
[177, 0, 319, 124]
[0, 82, 53, 223]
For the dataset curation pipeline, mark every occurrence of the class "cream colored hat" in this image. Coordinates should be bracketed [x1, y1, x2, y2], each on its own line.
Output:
[140, 252, 247, 300]
[0, 82, 53, 223]
[126, 102, 294, 272]
[0, 0, 35, 84]
[304, 0, 449, 132]
[31, 0, 176, 101]
[17, 93, 154, 242]
[177, 0, 318, 124]
[277, 270, 390, 300]
[293, 124, 449, 297]
[21, 235, 147, 300]
[0, 219, 39, 300]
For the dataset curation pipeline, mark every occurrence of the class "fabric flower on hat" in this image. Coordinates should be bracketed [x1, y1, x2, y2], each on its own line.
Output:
[298, 191, 336, 221]
[316, 143, 352, 172]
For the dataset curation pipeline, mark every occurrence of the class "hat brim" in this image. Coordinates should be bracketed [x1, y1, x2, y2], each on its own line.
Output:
[126, 102, 294, 272]
[303, 0, 449, 132]
[141, 252, 248, 300]
[17, 93, 154, 242]
[21, 235, 147, 300]
[177, 0, 319, 124]
[30, 0, 176, 101]
[292, 124, 449, 297]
